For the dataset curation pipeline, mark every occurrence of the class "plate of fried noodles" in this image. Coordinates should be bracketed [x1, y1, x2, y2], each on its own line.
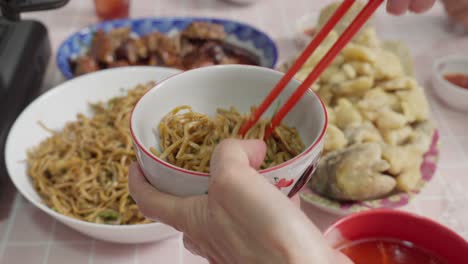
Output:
[5, 66, 182, 243]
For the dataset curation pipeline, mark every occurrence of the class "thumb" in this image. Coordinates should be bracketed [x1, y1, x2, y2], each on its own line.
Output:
[128, 162, 186, 227]
[209, 138, 285, 220]
[209, 138, 269, 202]
[211, 139, 267, 174]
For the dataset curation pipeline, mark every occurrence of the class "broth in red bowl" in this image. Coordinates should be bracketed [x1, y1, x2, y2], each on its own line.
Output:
[324, 210, 467, 264]
[338, 239, 445, 264]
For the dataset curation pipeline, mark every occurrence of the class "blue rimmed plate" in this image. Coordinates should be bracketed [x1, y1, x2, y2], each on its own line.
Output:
[56, 17, 278, 79]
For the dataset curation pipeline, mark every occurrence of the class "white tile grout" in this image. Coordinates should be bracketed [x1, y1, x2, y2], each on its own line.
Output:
[432, 107, 468, 162]
[180, 0, 189, 17]
[0, 194, 22, 261]
[252, 1, 264, 29]
[204, 0, 215, 18]
[88, 240, 96, 264]
[436, 167, 456, 199]
[178, 234, 183, 264]
[6, 241, 91, 247]
[462, 232, 468, 240]
[415, 106, 467, 233]
[227, 0, 236, 20]
[431, 160, 463, 231]
[273, 0, 295, 38]
[42, 219, 57, 264]
[437, 163, 468, 169]
[154, 0, 159, 15]
[412, 197, 423, 215]
[155, 0, 165, 16]
[133, 244, 138, 264]
[454, 137, 468, 158]
[417, 195, 446, 201]
[432, 108, 468, 179]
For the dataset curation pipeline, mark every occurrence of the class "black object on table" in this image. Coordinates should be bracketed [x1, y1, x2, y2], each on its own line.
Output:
[0, 0, 69, 193]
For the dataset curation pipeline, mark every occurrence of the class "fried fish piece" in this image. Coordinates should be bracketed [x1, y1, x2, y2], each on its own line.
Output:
[309, 143, 395, 201]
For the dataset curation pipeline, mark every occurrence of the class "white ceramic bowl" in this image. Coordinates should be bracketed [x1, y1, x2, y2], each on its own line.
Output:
[5, 67, 182, 243]
[295, 13, 319, 48]
[130, 65, 328, 197]
[432, 55, 468, 111]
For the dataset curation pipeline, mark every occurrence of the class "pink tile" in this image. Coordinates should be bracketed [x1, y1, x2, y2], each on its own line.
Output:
[436, 106, 468, 137]
[436, 167, 468, 199]
[17, 195, 31, 207]
[461, 216, 468, 236]
[416, 198, 449, 220]
[1, 245, 47, 264]
[456, 136, 468, 157]
[416, 198, 465, 234]
[183, 250, 209, 264]
[300, 199, 341, 232]
[53, 222, 91, 242]
[93, 242, 135, 264]
[47, 242, 92, 264]
[0, 219, 8, 242]
[0, 206, 13, 224]
[0, 199, 14, 238]
[137, 236, 181, 264]
[462, 232, 468, 241]
[419, 171, 445, 198]
[400, 201, 418, 213]
[429, 113, 450, 138]
[425, 89, 456, 137]
[437, 136, 466, 167]
[9, 205, 54, 243]
[438, 167, 468, 180]
[0, 179, 17, 208]
[0, 208, 13, 241]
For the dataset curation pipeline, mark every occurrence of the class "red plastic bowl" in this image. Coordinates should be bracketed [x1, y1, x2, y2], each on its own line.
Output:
[324, 209, 468, 263]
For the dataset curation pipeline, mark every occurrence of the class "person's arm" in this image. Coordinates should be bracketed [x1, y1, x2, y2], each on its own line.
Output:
[129, 139, 352, 264]
[386, 0, 436, 15]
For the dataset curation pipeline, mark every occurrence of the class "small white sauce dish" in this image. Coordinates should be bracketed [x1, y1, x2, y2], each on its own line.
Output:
[432, 55, 468, 111]
[295, 13, 319, 48]
[130, 65, 328, 197]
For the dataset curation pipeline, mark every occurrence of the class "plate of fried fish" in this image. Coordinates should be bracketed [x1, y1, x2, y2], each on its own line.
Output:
[284, 2, 439, 215]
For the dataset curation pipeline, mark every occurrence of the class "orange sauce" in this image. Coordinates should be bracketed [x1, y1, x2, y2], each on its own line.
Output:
[444, 73, 468, 90]
[339, 239, 445, 264]
[303, 28, 316, 37]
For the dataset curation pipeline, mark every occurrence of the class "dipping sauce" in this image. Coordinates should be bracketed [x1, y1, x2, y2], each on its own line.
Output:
[303, 27, 316, 37]
[339, 239, 445, 264]
[444, 73, 468, 90]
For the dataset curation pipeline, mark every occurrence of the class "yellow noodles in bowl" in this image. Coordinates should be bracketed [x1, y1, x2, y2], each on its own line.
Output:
[151, 106, 305, 173]
[27, 84, 153, 225]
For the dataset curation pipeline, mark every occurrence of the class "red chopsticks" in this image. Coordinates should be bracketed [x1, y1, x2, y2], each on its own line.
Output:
[239, 0, 384, 139]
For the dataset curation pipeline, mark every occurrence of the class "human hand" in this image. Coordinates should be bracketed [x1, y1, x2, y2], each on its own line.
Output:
[386, 0, 436, 15]
[129, 139, 352, 264]
[442, 0, 468, 27]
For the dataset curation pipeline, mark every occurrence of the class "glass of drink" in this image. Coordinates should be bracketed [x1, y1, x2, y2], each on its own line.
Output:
[94, 0, 130, 21]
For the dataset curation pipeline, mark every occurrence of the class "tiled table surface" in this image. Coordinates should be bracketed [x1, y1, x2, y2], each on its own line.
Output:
[1, 0, 468, 263]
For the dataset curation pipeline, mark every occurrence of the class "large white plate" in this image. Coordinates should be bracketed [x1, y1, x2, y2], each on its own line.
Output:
[5, 66, 182, 243]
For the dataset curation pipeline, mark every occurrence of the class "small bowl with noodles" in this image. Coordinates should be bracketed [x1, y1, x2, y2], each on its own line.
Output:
[130, 65, 328, 197]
